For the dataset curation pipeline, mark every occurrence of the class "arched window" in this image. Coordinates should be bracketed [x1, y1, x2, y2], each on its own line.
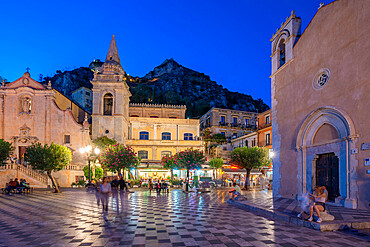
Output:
[162, 132, 171, 140]
[279, 40, 286, 68]
[184, 133, 193, 140]
[138, 150, 148, 159]
[139, 131, 149, 140]
[161, 151, 172, 158]
[103, 93, 113, 115]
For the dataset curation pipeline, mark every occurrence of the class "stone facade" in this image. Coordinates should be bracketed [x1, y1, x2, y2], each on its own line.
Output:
[91, 36, 131, 144]
[0, 72, 90, 187]
[271, 0, 370, 209]
[200, 107, 257, 140]
[71, 87, 93, 113]
[231, 132, 257, 149]
[257, 110, 272, 149]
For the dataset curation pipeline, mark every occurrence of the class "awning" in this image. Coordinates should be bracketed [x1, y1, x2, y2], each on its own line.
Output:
[222, 168, 262, 174]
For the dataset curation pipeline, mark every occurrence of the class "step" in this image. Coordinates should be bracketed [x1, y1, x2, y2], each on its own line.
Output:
[227, 199, 370, 232]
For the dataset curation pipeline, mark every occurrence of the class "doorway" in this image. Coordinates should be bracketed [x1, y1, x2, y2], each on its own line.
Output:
[316, 152, 339, 201]
[18, 146, 27, 164]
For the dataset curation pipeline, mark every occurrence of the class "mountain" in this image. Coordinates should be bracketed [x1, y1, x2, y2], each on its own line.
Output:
[128, 58, 269, 118]
[43, 59, 269, 117]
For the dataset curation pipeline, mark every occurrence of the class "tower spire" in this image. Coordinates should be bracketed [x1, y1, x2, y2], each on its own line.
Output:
[105, 35, 121, 64]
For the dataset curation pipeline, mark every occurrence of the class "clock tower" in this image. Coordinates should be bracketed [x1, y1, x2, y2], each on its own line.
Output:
[91, 36, 131, 143]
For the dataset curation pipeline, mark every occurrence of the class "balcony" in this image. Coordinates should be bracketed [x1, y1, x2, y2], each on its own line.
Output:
[257, 122, 272, 130]
[258, 141, 272, 147]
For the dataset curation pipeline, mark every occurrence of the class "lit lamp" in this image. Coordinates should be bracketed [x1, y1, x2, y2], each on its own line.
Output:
[269, 149, 275, 159]
[80, 145, 100, 184]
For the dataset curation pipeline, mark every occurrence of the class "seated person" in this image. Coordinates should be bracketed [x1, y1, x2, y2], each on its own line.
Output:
[6, 179, 19, 194]
[308, 186, 327, 223]
[229, 182, 242, 200]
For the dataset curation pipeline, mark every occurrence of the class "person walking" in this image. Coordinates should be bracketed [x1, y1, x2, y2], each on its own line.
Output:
[100, 177, 111, 217]
[148, 178, 153, 193]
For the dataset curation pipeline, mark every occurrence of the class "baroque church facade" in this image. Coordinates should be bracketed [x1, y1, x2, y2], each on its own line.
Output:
[271, 0, 369, 209]
[0, 72, 90, 187]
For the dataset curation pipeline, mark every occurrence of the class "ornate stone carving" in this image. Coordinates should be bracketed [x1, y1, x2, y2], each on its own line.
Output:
[20, 96, 32, 113]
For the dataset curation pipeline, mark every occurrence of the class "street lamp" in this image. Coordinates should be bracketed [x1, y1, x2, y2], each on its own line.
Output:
[80, 145, 100, 184]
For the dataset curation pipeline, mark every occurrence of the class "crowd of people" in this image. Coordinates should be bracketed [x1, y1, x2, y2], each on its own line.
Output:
[3, 178, 31, 194]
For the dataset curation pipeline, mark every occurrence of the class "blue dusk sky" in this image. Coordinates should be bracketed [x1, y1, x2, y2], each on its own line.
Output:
[0, 0, 334, 107]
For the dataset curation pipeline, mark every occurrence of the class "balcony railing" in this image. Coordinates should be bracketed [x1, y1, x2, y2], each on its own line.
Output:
[217, 122, 256, 130]
[257, 122, 272, 130]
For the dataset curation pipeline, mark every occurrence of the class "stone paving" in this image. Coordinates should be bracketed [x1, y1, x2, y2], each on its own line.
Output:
[0, 188, 369, 247]
[228, 190, 370, 231]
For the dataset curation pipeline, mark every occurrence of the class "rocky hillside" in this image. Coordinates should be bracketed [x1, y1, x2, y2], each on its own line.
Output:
[43, 59, 269, 117]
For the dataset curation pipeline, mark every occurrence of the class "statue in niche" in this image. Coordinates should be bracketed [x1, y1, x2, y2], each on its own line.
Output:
[21, 97, 32, 113]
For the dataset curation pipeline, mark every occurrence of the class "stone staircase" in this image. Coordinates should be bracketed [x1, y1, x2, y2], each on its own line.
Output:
[0, 163, 49, 188]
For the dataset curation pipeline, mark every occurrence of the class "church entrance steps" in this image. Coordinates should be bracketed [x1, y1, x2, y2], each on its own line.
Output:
[227, 191, 370, 232]
[0, 163, 48, 188]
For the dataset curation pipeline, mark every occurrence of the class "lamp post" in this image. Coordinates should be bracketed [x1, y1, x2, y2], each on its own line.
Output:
[80, 145, 100, 184]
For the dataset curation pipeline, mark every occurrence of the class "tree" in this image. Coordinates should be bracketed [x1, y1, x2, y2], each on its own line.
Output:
[93, 136, 117, 152]
[25, 142, 72, 193]
[174, 149, 206, 191]
[99, 144, 140, 177]
[83, 165, 103, 181]
[208, 157, 223, 180]
[230, 146, 270, 190]
[95, 166, 103, 180]
[0, 139, 14, 165]
[161, 155, 177, 180]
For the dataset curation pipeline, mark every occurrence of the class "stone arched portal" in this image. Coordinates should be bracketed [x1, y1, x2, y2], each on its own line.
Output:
[296, 106, 358, 208]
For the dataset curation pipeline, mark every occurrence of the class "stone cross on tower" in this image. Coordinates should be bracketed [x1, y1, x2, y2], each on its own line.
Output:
[25, 67, 30, 72]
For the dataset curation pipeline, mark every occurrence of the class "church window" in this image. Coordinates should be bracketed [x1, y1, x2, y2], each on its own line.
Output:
[138, 150, 148, 159]
[130, 115, 139, 117]
[162, 132, 171, 140]
[184, 133, 193, 140]
[161, 151, 172, 158]
[139, 131, 149, 140]
[103, 93, 113, 115]
[150, 116, 159, 118]
[313, 68, 331, 90]
[64, 135, 71, 144]
[278, 40, 286, 68]
[105, 130, 109, 134]
[245, 118, 249, 126]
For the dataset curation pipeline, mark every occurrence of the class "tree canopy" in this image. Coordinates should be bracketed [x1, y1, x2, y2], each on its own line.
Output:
[174, 148, 206, 171]
[25, 142, 72, 192]
[231, 146, 270, 170]
[99, 144, 140, 173]
[230, 146, 270, 189]
[0, 139, 14, 165]
[93, 136, 117, 151]
[208, 157, 224, 169]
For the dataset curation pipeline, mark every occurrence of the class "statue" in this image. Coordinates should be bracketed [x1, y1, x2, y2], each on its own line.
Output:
[22, 97, 32, 113]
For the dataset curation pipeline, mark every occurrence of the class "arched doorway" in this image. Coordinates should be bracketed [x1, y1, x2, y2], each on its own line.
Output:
[296, 106, 358, 208]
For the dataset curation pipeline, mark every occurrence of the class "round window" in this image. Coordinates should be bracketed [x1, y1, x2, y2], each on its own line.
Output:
[313, 68, 330, 90]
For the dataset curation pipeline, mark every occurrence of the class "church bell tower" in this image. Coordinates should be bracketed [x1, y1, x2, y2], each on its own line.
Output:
[91, 35, 131, 143]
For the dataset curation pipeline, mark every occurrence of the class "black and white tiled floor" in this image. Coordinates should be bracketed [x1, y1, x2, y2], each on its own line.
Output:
[0, 188, 369, 247]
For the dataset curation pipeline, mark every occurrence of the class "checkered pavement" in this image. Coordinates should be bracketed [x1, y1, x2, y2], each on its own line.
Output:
[0, 188, 369, 246]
